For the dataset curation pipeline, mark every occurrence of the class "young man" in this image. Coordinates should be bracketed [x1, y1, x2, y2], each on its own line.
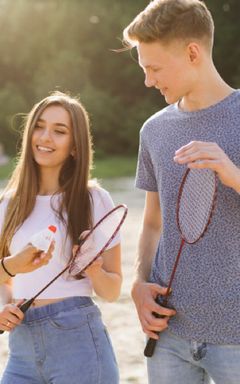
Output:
[123, 1, 240, 383]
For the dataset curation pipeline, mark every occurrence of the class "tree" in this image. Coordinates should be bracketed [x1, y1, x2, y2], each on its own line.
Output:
[0, 0, 239, 156]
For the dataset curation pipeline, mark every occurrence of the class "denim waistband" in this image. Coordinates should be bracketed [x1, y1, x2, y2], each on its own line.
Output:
[22, 296, 94, 322]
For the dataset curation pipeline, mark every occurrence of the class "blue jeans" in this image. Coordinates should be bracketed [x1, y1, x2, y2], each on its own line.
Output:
[147, 329, 240, 384]
[1, 297, 119, 384]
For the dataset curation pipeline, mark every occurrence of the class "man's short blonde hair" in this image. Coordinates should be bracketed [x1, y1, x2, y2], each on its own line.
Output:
[123, 0, 214, 52]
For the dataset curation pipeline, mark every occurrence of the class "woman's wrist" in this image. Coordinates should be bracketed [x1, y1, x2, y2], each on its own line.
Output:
[1, 257, 17, 277]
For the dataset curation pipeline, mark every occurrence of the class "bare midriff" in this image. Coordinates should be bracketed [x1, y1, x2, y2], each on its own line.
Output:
[13, 298, 66, 307]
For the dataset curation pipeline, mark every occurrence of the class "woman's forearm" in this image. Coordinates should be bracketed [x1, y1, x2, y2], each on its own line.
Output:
[0, 283, 13, 305]
[88, 268, 122, 302]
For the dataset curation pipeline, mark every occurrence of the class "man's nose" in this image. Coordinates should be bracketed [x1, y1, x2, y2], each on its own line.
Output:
[144, 72, 156, 88]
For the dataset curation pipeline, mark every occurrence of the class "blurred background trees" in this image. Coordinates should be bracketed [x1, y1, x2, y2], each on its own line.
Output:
[0, 0, 239, 158]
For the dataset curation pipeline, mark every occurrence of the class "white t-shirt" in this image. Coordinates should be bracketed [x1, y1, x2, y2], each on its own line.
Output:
[0, 187, 120, 299]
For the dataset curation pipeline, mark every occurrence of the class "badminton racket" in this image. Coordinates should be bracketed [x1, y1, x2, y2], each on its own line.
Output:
[0, 204, 127, 334]
[144, 168, 217, 357]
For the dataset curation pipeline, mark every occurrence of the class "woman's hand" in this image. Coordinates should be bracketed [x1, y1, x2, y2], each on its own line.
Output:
[4, 241, 55, 276]
[0, 301, 24, 332]
[71, 245, 104, 278]
[71, 243, 122, 302]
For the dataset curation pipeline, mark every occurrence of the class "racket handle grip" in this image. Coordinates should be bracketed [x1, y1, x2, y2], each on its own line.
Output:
[144, 295, 171, 358]
[144, 313, 165, 357]
[0, 298, 33, 335]
[144, 336, 158, 357]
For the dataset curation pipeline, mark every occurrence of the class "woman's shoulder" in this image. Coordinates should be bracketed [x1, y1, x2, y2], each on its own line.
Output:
[88, 182, 115, 222]
[0, 189, 15, 207]
[0, 190, 15, 225]
[88, 181, 112, 202]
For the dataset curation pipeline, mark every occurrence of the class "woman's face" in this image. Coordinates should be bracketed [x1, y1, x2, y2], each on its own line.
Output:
[31, 105, 75, 172]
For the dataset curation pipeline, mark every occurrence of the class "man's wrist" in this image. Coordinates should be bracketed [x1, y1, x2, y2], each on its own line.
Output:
[131, 278, 146, 294]
[132, 277, 147, 285]
[233, 167, 240, 194]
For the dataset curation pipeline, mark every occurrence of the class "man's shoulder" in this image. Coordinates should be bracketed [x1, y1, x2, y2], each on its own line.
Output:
[140, 104, 176, 135]
[229, 89, 240, 107]
[146, 104, 175, 123]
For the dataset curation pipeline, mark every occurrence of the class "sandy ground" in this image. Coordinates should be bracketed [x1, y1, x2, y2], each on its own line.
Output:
[0, 178, 148, 383]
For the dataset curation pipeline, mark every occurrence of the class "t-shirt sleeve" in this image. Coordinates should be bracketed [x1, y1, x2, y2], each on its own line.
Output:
[0, 198, 9, 236]
[135, 128, 158, 192]
[91, 187, 121, 249]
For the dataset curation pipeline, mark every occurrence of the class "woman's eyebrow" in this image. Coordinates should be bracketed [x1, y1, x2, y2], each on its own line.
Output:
[37, 118, 69, 129]
[54, 122, 69, 129]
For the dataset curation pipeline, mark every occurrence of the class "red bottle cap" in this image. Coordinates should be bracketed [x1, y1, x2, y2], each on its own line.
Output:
[48, 225, 57, 233]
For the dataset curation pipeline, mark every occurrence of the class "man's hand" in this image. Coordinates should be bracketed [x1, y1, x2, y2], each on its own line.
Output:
[174, 141, 240, 193]
[131, 281, 176, 339]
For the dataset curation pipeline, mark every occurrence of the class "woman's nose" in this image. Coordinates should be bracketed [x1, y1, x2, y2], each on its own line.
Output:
[39, 128, 51, 141]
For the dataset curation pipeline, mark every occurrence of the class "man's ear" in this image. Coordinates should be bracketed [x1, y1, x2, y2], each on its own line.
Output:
[187, 42, 201, 64]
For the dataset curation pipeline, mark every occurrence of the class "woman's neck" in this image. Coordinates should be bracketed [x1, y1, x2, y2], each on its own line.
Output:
[38, 169, 60, 196]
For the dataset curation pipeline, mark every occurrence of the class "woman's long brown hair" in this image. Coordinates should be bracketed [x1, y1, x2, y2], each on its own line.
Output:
[0, 92, 94, 266]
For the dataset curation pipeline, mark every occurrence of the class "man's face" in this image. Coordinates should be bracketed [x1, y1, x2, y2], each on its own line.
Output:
[137, 40, 197, 105]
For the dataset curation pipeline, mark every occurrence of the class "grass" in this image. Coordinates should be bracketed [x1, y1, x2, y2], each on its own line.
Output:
[92, 156, 137, 179]
[0, 156, 137, 181]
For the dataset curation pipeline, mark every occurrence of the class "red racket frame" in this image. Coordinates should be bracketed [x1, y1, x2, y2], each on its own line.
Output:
[70, 204, 128, 276]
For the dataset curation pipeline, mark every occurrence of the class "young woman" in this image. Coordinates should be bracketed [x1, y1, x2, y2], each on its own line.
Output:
[0, 92, 122, 384]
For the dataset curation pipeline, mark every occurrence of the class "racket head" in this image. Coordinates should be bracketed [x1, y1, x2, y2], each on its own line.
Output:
[176, 168, 217, 244]
[69, 204, 128, 276]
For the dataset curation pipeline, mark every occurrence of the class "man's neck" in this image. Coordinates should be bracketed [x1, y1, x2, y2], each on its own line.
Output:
[179, 65, 235, 112]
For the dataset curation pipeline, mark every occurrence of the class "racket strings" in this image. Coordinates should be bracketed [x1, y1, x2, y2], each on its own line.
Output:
[178, 169, 216, 243]
[69, 206, 125, 275]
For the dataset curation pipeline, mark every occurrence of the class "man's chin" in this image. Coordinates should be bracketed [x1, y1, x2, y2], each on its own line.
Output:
[164, 95, 178, 105]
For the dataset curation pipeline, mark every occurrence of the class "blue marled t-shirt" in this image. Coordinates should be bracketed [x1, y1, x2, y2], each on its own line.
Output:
[136, 90, 240, 344]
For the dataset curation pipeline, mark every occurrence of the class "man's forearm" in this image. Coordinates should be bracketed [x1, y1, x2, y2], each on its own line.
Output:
[134, 226, 161, 283]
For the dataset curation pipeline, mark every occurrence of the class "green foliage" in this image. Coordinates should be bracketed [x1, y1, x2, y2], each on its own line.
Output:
[92, 156, 137, 179]
[0, 158, 15, 181]
[0, 156, 137, 181]
[206, 0, 240, 86]
[0, 0, 239, 157]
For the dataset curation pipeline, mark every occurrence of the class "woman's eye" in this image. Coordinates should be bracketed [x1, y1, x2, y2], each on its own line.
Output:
[55, 130, 66, 135]
[35, 125, 44, 130]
